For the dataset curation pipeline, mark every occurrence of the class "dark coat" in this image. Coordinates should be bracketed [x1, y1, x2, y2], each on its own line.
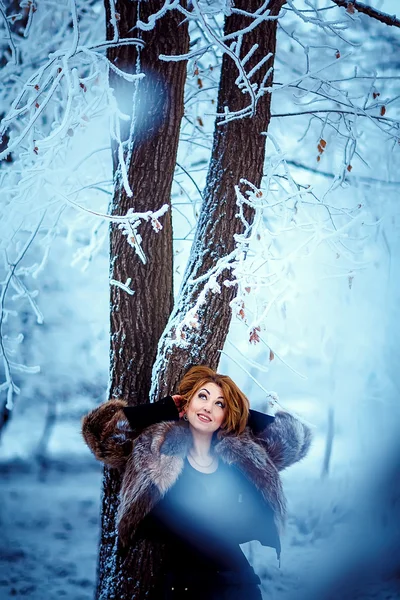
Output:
[82, 398, 312, 554]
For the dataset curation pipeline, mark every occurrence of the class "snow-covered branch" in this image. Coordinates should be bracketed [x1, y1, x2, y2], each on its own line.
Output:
[164, 138, 380, 355]
[0, 215, 44, 409]
[331, 0, 400, 29]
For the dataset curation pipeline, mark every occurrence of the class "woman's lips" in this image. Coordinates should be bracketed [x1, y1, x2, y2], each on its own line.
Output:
[197, 413, 212, 423]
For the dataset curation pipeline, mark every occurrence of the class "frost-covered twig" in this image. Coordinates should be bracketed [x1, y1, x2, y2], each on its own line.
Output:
[110, 278, 135, 296]
[331, 0, 400, 29]
[0, 215, 44, 409]
[220, 349, 314, 427]
[0, 0, 18, 65]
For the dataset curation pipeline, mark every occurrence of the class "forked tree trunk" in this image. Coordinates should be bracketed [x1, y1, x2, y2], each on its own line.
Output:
[98, 1, 284, 599]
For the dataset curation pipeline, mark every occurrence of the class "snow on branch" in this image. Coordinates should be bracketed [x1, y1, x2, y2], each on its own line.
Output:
[0, 216, 44, 410]
[159, 0, 284, 123]
[0, 46, 144, 161]
[118, 205, 170, 266]
[133, 0, 180, 31]
[331, 0, 400, 29]
[160, 138, 379, 360]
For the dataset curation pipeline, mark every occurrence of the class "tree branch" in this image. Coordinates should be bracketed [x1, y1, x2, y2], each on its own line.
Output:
[331, 0, 400, 28]
[285, 159, 400, 188]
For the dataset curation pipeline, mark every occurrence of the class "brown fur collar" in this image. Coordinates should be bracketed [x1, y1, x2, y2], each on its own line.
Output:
[117, 420, 286, 546]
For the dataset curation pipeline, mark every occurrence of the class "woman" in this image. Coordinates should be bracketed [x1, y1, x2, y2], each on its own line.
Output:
[82, 366, 311, 599]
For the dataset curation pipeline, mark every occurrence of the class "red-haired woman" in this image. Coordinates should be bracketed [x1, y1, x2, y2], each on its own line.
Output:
[82, 366, 311, 600]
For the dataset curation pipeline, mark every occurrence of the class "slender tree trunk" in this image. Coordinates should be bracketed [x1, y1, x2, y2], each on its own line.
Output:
[153, 0, 285, 398]
[98, 3, 188, 599]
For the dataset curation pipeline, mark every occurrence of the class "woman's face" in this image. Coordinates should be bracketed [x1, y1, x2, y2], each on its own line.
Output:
[185, 382, 227, 434]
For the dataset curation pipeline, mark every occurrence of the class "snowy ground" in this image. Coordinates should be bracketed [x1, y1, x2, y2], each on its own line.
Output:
[0, 406, 399, 600]
[0, 459, 102, 600]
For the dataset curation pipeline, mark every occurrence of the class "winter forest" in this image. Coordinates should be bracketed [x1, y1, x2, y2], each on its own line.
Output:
[0, 0, 399, 598]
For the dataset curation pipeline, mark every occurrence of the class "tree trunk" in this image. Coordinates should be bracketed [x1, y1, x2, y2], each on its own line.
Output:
[153, 0, 285, 399]
[97, 0, 284, 598]
[98, 3, 188, 599]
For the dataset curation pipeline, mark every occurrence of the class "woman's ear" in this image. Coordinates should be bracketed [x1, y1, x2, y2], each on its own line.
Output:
[172, 394, 184, 409]
[173, 394, 188, 418]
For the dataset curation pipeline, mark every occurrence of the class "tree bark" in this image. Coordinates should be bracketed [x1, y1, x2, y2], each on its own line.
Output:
[98, 3, 188, 599]
[153, 0, 285, 399]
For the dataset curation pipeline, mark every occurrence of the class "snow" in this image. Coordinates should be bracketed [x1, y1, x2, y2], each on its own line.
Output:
[0, 459, 102, 600]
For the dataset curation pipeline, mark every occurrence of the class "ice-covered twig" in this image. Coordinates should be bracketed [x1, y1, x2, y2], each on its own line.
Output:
[219, 349, 314, 426]
[0, 1, 17, 65]
[331, 0, 400, 29]
[110, 278, 135, 296]
[0, 214, 45, 409]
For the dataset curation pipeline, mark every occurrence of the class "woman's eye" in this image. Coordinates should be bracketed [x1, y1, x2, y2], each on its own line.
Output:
[216, 401, 225, 408]
[199, 393, 206, 400]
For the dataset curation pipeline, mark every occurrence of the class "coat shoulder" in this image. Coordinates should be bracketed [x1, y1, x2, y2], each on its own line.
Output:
[255, 411, 312, 470]
[81, 399, 132, 469]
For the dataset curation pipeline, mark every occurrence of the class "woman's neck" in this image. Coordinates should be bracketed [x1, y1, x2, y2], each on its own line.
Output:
[189, 427, 213, 458]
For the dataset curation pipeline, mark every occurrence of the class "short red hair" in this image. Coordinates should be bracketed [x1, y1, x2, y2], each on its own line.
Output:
[178, 366, 249, 435]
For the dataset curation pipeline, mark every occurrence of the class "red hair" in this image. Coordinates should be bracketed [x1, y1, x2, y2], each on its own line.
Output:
[178, 366, 249, 435]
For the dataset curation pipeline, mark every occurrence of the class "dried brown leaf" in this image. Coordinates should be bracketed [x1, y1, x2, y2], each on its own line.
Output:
[249, 327, 261, 345]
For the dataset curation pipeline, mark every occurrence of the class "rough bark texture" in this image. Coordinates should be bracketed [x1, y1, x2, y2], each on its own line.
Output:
[153, 0, 285, 399]
[98, 2, 188, 599]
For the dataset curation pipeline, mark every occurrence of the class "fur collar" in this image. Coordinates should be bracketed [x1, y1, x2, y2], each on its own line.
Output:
[117, 420, 286, 546]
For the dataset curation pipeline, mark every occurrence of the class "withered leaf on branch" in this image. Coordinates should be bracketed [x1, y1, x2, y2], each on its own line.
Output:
[249, 327, 261, 344]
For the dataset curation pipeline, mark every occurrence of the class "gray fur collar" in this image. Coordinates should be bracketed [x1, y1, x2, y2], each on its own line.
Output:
[117, 420, 286, 546]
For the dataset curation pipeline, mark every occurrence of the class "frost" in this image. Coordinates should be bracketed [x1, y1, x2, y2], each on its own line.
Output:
[118, 204, 169, 265]
[110, 278, 135, 296]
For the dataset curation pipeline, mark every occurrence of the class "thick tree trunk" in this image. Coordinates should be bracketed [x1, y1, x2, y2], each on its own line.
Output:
[153, 0, 285, 398]
[98, 3, 188, 599]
